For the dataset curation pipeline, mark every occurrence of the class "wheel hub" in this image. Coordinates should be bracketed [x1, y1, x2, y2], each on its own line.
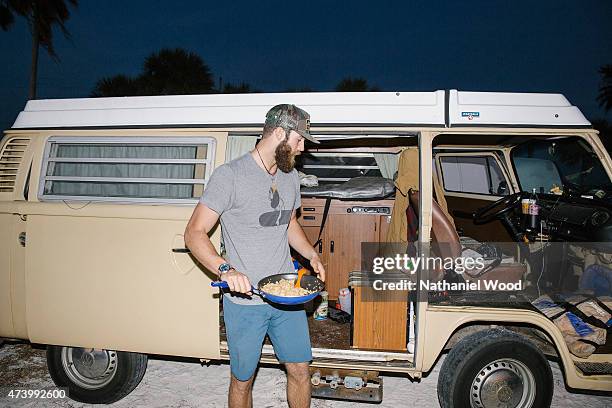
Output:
[497, 385, 513, 402]
[80, 351, 95, 368]
[470, 359, 536, 408]
[61, 347, 118, 389]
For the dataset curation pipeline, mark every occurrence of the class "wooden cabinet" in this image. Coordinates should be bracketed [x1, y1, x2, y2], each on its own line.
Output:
[297, 198, 393, 301]
[324, 213, 378, 301]
[351, 284, 408, 351]
[297, 197, 407, 351]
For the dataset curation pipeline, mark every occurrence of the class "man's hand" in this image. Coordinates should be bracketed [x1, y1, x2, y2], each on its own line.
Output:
[310, 255, 326, 282]
[221, 270, 253, 295]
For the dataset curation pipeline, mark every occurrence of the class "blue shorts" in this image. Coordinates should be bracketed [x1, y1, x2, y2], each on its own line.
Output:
[223, 296, 312, 381]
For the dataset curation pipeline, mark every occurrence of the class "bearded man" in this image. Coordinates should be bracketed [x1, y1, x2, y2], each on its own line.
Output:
[185, 104, 326, 408]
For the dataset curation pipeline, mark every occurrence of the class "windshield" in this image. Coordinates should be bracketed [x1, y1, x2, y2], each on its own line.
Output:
[511, 136, 612, 195]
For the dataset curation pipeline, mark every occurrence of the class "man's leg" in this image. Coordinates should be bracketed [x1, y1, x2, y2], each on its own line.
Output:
[229, 373, 255, 408]
[223, 297, 270, 408]
[267, 305, 313, 408]
[285, 362, 311, 408]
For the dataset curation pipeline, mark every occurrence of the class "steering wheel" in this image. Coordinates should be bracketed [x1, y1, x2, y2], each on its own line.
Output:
[473, 192, 524, 225]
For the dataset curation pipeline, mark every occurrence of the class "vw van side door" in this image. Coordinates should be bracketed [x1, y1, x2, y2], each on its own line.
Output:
[23, 132, 227, 359]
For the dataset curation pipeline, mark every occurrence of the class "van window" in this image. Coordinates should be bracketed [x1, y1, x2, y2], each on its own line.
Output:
[39, 137, 215, 203]
[511, 137, 612, 195]
[297, 152, 387, 184]
[440, 155, 508, 196]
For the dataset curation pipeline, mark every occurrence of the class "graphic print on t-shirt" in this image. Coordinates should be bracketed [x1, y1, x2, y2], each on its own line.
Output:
[259, 185, 292, 227]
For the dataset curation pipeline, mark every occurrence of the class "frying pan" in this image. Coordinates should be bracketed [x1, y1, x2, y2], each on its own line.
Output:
[211, 273, 325, 305]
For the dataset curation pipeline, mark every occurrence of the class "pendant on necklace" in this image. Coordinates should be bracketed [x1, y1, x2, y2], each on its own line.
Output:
[271, 180, 277, 193]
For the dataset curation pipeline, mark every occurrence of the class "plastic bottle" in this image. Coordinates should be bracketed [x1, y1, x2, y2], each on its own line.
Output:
[314, 291, 328, 320]
[528, 188, 540, 229]
[338, 288, 352, 314]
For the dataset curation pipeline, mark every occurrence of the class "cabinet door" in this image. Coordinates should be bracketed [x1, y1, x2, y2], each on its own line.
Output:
[324, 214, 378, 300]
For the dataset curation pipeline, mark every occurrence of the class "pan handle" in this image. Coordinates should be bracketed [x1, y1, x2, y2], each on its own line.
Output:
[210, 281, 259, 294]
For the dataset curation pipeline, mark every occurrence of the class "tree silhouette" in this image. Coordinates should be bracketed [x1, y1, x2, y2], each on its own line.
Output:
[222, 82, 260, 93]
[597, 65, 612, 113]
[283, 87, 313, 93]
[91, 75, 142, 97]
[139, 48, 215, 95]
[335, 77, 379, 92]
[0, 0, 78, 99]
[91, 48, 215, 97]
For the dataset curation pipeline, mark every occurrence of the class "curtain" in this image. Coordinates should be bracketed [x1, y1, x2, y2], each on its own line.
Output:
[226, 135, 259, 162]
[373, 152, 399, 180]
[45, 144, 199, 199]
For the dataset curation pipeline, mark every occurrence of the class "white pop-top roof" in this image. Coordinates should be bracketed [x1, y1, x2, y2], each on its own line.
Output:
[448, 90, 590, 127]
[11, 89, 590, 129]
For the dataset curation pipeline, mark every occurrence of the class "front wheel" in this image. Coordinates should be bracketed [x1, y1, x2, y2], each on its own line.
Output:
[438, 329, 553, 408]
[46, 345, 147, 404]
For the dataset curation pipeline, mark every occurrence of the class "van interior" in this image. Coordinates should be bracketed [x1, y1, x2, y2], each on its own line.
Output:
[218, 134, 612, 360]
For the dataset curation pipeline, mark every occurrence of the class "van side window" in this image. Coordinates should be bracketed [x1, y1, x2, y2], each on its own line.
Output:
[297, 152, 396, 185]
[440, 156, 508, 196]
[39, 137, 215, 203]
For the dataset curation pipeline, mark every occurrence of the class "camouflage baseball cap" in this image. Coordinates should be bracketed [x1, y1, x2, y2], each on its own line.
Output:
[265, 104, 320, 144]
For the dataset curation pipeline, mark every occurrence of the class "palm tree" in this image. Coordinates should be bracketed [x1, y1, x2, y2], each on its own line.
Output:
[91, 74, 143, 97]
[598, 65, 612, 113]
[139, 48, 215, 95]
[335, 77, 380, 92]
[91, 48, 216, 97]
[0, 0, 78, 100]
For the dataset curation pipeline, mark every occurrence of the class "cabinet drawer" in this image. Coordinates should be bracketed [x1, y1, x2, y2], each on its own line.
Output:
[298, 212, 322, 227]
[300, 205, 324, 215]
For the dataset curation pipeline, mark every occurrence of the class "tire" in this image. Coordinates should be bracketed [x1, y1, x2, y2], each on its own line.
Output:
[437, 328, 553, 408]
[46, 345, 148, 404]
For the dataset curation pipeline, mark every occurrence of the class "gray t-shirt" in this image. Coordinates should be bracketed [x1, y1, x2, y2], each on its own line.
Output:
[200, 152, 301, 305]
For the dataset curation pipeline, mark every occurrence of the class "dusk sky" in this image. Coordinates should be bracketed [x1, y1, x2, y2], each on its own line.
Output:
[1, 1, 610, 131]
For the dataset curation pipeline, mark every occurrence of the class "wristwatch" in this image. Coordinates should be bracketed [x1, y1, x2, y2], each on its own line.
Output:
[218, 262, 233, 275]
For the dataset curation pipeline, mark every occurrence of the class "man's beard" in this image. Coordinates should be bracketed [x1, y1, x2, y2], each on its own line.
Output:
[275, 139, 297, 173]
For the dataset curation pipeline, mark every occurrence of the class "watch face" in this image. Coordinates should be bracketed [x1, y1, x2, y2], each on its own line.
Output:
[218, 263, 231, 273]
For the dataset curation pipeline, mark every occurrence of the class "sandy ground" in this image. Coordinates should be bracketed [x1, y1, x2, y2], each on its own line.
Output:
[0, 341, 610, 407]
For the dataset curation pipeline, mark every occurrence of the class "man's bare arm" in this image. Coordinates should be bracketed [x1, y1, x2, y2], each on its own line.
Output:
[287, 212, 326, 282]
[184, 203, 252, 293]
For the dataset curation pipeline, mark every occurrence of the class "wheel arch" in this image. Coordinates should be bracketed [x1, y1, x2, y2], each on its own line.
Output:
[436, 327, 553, 408]
[420, 307, 586, 389]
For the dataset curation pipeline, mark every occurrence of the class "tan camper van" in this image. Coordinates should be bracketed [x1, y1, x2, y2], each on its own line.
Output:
[1, 90, 611, 406]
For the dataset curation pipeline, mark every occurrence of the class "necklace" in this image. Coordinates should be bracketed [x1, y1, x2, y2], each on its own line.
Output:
[255, 146, 277, 193]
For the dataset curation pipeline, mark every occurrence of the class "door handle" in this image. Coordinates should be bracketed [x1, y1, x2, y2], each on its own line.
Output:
[330, 240, 334, 253]
[172, 248, 191, 253]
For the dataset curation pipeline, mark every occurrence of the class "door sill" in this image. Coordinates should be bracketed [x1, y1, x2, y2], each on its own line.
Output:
[219, 341, 415, 373]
